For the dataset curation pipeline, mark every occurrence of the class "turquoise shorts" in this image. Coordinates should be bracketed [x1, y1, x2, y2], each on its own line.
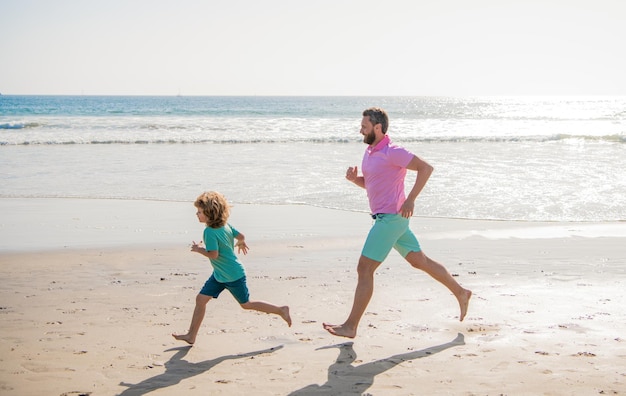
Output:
[200, 274, 250, 304]
[361, 214, 422, 262]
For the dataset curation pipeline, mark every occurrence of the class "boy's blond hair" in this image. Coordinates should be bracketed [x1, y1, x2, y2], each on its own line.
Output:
[194, 191, 230, 228]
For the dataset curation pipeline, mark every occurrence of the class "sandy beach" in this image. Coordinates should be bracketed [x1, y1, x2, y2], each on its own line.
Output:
[1, 198, 625, 395]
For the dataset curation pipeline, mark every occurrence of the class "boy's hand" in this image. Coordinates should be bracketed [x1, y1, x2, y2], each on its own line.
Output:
[235, 240, 249, 255]
[190, 241, 204, 253]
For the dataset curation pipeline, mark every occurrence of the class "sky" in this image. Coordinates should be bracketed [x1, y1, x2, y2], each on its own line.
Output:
[1, 0, 625, 96]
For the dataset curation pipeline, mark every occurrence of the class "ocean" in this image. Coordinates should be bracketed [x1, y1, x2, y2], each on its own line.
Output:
[1, 95, 625, 222]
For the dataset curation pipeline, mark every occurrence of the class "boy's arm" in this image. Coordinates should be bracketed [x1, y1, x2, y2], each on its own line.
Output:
[190, 241, 219, 259]
[234, 233, 249, 255]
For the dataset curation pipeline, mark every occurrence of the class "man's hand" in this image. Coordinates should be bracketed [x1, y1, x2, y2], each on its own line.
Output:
[346, 166, 358, 182]
[400, 200, 415, 218]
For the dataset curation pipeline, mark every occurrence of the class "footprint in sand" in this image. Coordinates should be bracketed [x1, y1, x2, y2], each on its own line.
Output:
[60, 392, 92, 396]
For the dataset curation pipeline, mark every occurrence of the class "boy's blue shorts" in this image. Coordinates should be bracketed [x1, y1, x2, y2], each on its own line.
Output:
[200, 274, 250, 304]
[361, 214, 422, 262]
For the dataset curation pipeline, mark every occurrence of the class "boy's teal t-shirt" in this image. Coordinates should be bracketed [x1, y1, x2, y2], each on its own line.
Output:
[202, 224, 246, 282]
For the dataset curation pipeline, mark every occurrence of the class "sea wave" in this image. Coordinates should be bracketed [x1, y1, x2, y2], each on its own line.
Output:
[1, 134, 623, 146]
[0, 122, 42, 130]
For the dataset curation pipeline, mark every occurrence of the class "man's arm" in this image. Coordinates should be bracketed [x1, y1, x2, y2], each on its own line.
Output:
[400, 156, 433, 218]
[346, 166, 365, 189]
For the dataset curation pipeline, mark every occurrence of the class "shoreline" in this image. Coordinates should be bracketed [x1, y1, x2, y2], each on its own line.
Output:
[1, 197, 625, 394]
[1, 197, 624, 253]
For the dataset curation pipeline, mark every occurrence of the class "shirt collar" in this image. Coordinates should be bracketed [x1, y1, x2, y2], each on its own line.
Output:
[367, 135, 391, 154]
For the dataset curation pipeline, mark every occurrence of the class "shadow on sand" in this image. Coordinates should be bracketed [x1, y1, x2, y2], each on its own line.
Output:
[117, 344, 283, 395]
[288, 333, 465, 395]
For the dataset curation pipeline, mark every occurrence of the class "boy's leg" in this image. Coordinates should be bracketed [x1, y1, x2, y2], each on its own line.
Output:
[228, 276, 291, 326]
[172, 293, 212, 344]
[323, 254, 382, 338]
[240, 301, 292, 327]
[405, 250, 472, 321]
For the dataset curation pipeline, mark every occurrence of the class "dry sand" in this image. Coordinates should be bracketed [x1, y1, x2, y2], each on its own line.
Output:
[1, 198, 625, 395]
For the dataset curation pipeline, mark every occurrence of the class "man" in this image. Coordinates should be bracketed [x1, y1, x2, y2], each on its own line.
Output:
[323, 107, 472, 339]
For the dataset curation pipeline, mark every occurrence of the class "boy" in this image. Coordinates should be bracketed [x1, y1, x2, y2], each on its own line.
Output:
[173, 191, 291, 345]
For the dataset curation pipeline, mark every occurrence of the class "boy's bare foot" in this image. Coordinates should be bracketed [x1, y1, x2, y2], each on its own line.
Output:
[458, 289, 472, 321]
[281, 306, 292, 327]
[322, 322, 356, 339]
[172, 333, 195, 345]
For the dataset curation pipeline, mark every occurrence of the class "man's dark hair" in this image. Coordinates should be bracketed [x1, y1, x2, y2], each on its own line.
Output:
[363, 107, 389, 134]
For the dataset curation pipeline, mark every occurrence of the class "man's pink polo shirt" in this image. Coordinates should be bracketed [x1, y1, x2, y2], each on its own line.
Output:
[361, 135, 415, 214]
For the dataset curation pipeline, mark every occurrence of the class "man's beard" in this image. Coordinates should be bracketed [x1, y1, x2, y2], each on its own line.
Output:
[363, 131, 376, 145]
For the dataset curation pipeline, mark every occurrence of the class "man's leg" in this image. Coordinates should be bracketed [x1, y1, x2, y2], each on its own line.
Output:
[323, 255, 382, 338]
[405, 251, 472, 321]
[172, 293, 212, 344]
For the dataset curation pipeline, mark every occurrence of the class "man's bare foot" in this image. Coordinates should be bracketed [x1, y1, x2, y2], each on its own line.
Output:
[458, 289, 472, 321]
[322, 322, 356, 339]
[172, 333, 195, 345]
[281, 306, 292, 327]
